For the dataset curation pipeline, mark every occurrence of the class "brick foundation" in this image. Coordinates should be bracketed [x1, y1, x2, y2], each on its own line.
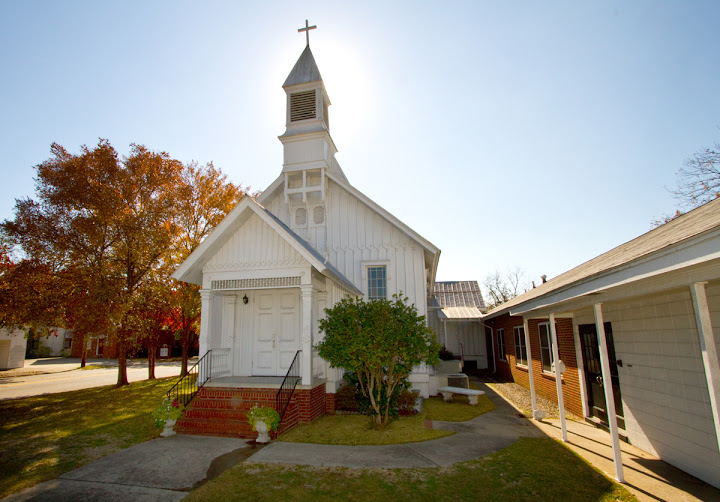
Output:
[176, 382, 328, 438]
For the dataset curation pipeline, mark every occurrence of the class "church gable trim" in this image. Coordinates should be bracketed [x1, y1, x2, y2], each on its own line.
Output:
[172, 197, 360, 295]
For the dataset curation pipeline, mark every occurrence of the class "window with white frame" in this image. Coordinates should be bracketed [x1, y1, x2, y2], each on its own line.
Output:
[367, 266, 387, 300]
[513, 326, 527, 366]
[497, 328, 506, 362]
[538, 322, 555, 373]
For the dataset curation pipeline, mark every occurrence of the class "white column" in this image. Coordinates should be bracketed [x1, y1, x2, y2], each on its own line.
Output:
[549, 313, 568, 442]
[315, 291, 328, 380]
[523, 317, 539, 419]
[690, 282, 720, 456]
[443, 321, 449, 348]
[222, 294, 237, 374]
[301, 285, 313, 385]
[594, 303, 625, 483]
[199, 289, 215, 358]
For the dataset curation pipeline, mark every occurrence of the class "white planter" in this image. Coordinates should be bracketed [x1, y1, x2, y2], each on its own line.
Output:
[255, 419, 271, 443]
[160, 418, 177, 437]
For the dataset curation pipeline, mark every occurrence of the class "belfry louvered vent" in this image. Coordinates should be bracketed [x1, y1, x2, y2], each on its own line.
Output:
[290, 90, 316, 122]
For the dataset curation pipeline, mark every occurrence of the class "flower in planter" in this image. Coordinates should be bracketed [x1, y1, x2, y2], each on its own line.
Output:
[246, 404, 281, 432]
[152, 398, 185, 428]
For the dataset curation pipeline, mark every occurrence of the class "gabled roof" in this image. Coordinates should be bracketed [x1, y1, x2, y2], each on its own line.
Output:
[171, 197, 361, 295]
[432, 281, 485, 320]
[484, 197, 720, 318]
[283, 46, 322, 87]
[256, 170, 441, 288]
[434, 281, 485, 309]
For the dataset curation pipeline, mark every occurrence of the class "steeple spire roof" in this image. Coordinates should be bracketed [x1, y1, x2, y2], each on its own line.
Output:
[283, 46, 323, 87]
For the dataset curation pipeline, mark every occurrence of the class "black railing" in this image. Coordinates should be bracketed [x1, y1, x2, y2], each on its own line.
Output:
[276, 350, 302, 422]
[167, 350, 212, 407]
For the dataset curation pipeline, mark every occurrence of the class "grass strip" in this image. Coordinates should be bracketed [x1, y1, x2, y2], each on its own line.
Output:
[0, 377, 173, 497]
[424, 394, 495, 421]
[280, 413, 454, 445]
[186, 437, 638, 502]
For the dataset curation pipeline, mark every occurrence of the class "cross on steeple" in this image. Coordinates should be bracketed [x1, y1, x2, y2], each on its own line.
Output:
[298, 19, 316, 47]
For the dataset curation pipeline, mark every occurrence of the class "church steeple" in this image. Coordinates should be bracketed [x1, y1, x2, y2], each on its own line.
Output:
[279, 27, 345, 190]
[281, 45, 331, 139]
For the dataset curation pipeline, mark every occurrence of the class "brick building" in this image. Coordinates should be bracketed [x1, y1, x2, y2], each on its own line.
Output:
[483, 198, 720, 489]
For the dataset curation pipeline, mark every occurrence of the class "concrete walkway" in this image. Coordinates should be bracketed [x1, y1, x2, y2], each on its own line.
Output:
[3, 435, 248, 502]
[534, 418, 720, 502]
[249, 381, 544, 468]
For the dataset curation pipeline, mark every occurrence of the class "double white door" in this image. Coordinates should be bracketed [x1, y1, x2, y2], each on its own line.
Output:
[253, 289, 300, 376]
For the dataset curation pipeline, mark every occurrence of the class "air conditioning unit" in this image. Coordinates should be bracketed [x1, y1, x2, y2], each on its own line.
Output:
[438, 373, 469, 389]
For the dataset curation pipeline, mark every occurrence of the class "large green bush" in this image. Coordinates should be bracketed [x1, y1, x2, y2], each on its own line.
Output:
[317, 294, 440, 427]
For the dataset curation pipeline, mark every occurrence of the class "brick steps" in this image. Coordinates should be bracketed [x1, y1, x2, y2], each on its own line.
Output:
[176, 383, 327, 439]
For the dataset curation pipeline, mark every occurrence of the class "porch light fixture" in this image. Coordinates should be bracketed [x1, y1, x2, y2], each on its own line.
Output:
[243, 295, 249, 304]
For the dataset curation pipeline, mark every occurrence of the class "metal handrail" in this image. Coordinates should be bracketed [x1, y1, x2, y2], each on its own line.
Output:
[166, 350, 212, 407]
[276, 350, 301, 422]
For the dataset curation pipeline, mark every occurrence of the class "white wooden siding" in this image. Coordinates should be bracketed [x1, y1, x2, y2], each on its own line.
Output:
[266, 179, 428, 316]
[573, 286, 720, 488]
[204, 213, 306, 272]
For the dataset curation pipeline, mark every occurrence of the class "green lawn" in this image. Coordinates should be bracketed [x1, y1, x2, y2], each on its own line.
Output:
[280, 413, 454, 445]
[0, 377, 173, 497]
[281, 393, 495, 445]
[186, 437, 637, 502]
[424, 394, 495, 421]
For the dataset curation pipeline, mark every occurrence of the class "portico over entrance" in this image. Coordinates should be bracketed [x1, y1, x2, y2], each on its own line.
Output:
[199, 280, 324, 385]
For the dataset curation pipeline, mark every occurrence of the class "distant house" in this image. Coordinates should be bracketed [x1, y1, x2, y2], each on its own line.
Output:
[484, 198, 720, 489]
[427, 281, 488, 370]
[0, 328, 27, 369]
[25, 328, 73, 358]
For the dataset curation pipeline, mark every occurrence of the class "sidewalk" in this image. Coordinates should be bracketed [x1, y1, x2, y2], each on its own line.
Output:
[3, 435, 248, 502]
[1, 358, 191, 378]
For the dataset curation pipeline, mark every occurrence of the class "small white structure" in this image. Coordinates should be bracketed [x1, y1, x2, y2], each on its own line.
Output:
[0, 328, 27, 370]
[173, 44, 440, 398]
[428, 281, 488, 370]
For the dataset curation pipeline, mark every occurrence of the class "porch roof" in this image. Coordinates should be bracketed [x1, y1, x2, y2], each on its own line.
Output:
[484, 197, 720, 318]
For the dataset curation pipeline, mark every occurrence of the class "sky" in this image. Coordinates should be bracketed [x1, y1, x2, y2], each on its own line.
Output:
[1, 1, 719, 292]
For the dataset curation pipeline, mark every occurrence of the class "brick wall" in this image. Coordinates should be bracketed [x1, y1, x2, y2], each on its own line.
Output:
[485, 313, 583, 418]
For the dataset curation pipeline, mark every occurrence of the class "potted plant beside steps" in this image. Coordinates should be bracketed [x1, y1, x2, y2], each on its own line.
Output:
[153, 398, 184, 437]
[246, 405, 281, 443]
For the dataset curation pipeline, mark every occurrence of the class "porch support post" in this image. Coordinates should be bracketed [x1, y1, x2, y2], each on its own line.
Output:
[593, 303, 625, 483]
[549, 313, 568, 442]
[523, 317, 539, 419]
[315, 291, 328, 380]
[443, 321, 448, 348]
[222, 294, 237, 374]
[199, 289, 215, 358]
[301, 285, 313, 385]
[690, 282, 720, 455]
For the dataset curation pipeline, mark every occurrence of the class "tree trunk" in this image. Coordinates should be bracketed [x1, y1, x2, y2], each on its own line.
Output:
[80, 336, 87, 368]
[116, 336, 129, 387]
[147, 338, 156, 380]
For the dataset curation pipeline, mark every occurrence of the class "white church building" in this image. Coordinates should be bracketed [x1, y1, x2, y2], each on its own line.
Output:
[172, 42, 440, 435]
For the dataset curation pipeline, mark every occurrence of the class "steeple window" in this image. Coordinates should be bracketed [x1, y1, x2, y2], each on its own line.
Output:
[290, 90, 316, 122]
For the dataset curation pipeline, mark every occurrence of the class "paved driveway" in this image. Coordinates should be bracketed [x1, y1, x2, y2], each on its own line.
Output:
[0, 358, 185, 400]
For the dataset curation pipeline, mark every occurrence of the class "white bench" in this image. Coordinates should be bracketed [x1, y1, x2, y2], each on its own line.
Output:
[438, 386, 485, 405]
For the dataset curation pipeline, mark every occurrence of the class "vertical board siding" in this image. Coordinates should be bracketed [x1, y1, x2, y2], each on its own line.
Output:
[204, 213, 306, 271]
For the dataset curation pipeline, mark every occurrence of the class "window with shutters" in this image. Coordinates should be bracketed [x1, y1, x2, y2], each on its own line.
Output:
[290, 90, 316, 122]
